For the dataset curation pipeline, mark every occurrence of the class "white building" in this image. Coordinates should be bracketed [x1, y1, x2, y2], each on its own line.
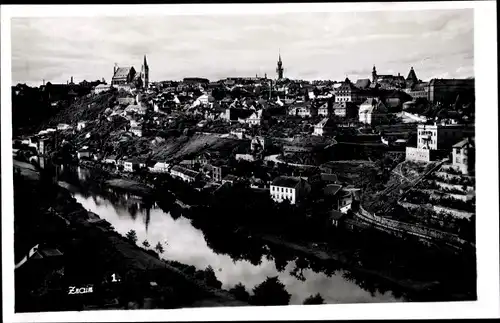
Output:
[269, 176, 311, 205]
[130, 126, 143, 137]
[452, 138, 474, 175]
[123, 160, 135, 172]
[240, 109, 263, 126]
[150, 162, 170, 173]
[93, 84, 111, 95]
[318, 102, 329, 116]
[313, 118, 336, 137]
[77, 121, 87, 131]
[170, 165, 200, 183]
[57, 123, 72, 131]
[417, 124, 473, 150]
[358, 98, 388, 125]
[77, 149, 91, 160]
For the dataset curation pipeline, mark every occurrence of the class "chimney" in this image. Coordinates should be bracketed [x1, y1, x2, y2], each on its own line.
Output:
[71, 76, 74, 84]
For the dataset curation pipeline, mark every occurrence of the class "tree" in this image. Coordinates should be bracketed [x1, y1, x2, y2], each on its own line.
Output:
[125, 230, 138, 244]
[249, 276, 291, 306]
[229, 282, 250, 302]
[142, 240, 150, 248]
[155, 242, 164, 254]
[203, 266, 222, 289]
[303, 293, 325, 305]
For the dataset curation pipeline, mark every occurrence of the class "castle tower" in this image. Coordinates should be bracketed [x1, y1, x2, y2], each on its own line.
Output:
[372, 65, 377, 83]
[276, 50, 284, 80]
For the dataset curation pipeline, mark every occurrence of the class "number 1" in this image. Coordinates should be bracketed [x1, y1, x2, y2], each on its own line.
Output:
[111, 273, 117, 282]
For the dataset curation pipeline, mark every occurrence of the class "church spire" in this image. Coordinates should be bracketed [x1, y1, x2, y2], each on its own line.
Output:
[276, 49, 284, 80]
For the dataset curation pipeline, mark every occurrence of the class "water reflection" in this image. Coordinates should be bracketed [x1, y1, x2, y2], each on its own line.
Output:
[58, 168, 405, 305]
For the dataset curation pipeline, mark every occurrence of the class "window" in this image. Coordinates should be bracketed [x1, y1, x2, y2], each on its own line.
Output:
[455, 157, 460, 164]
[281, 187, 283, 192]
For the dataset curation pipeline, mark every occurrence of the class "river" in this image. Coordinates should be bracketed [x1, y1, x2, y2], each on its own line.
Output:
[56, 164, 405, 305]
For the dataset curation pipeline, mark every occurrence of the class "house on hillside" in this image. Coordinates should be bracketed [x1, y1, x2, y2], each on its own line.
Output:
[329, 210, 346, 227]
[130, 126, 143, 137]
[332, 102, 358, 119]
[313, 118, 336, 137]
[77, 148, 92, 160]
[222, 174, 241, 186]
[93, 84, 111, 95]
[77, 121, 87, 131]
[123, 158, 145, 172]
[57, 123, 72, 131]
[318, 102, 330, 116]
[221, 108, 254, 123]
[288, 102, 317, 118]
[149, 161, 170, 173]
[358, 98, 388, 125]
[270, 176, 311, 205]
[170, 165, 201, 183]
[452, 137, 475, 175]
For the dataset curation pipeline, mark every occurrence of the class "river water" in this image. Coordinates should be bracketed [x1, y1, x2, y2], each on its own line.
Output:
[57, 164, 404, 305]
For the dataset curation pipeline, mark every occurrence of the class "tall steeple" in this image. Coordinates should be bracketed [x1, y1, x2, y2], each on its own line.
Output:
[276, 49, 284, 80]
[406, 66, 418, 89]
[142, 55, 149, 89]
[372, 65, 377, 83]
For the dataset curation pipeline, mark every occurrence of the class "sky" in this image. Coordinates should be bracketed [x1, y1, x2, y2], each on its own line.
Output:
[11, 9, 474, 86]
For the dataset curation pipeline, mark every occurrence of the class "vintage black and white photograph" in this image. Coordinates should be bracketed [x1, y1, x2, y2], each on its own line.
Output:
[2, 1, 499, 322]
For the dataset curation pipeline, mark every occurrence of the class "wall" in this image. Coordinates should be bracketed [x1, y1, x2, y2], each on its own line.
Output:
[405, 147, 431, 162]
[357, 207, 470, 249]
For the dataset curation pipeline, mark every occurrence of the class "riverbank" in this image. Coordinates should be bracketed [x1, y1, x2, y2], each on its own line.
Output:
[105, 178, 154, 196]
[13, 162, 246, 311]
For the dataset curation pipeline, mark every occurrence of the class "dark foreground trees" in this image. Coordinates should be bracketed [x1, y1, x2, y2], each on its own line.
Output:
[228, 282, 250, 302]
[303, 293, 325, 304]
[249, 276, 291, 306]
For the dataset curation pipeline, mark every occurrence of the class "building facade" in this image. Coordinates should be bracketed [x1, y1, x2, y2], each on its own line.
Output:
[313, 118, 336, 137]
[427, 78, 475, 104]
[452, 138, 475, 175]
[417, 124, 474, 150]
[270, 176, 311, 205]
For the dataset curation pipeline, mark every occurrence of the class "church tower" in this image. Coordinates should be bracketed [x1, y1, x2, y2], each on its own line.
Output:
[372, 65, 377, 83]
[141, 55, 149, 89]
[276, 50, 284, 80]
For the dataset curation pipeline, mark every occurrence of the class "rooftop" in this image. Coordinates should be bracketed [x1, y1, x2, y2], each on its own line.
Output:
[329, 210, 345, 221]
[324, 184, 342, 196]
[272, 176, 301, 188]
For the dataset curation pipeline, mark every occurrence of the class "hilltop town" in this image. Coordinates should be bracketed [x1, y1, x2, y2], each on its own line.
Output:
[12, 52, 477, 310]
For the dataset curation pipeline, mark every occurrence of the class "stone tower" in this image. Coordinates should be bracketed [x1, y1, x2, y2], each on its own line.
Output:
[276, 50, 284, 80]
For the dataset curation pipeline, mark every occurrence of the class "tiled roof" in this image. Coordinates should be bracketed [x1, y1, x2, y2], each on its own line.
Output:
[324, 184, 342, 196]
[113, 67, 133, 79]
[316, 117, 335, 128]
[171, 165, 200, 178]
[272, 176, 301, 188]
[355, 79, 371, 89]
[320, 173, 338, 183]
[453, 138, 473, 148]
